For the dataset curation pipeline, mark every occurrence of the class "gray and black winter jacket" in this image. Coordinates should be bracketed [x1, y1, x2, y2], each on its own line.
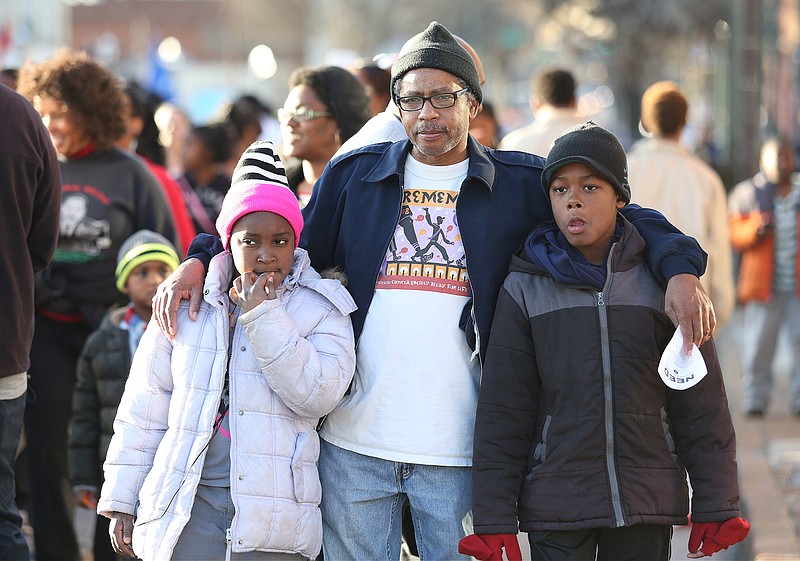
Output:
[471, 216, 739, 533]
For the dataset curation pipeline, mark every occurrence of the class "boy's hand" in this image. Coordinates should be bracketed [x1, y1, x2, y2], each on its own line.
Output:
[459, 534, 522, 561]
[109, 511, 136, 558]
[229, 272, 276, 314]
[665, 274, 715, 355]
[73, 488, 98, 509]
[688, 517, 750, 558]
[153, 258, 206, 340]
[756, 212, 774, 240]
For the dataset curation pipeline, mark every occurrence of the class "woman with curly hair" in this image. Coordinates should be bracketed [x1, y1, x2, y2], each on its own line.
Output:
[17, 48, 177, 561]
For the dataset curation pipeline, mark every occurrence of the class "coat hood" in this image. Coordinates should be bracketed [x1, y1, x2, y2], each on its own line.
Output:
[512, 214, 645, 290]
[204, 247, 356, 316]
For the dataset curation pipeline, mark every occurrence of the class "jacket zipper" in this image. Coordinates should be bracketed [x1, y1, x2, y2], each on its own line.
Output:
[225, 300, 238, 540]
[454, 184, 482, 370]
[597, 244, 624, 527]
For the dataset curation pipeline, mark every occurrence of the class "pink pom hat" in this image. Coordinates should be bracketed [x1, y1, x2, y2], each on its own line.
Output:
[215, 141, 303, 249]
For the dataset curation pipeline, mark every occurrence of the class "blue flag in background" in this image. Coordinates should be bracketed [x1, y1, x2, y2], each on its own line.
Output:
[147, 44, 175, 102]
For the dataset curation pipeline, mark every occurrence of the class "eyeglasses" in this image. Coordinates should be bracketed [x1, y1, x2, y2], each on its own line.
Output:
[395, 88, 470, 112]
[277, 106, 333, 123]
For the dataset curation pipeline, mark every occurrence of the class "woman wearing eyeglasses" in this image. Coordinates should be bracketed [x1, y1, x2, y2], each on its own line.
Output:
[279, 66, 371, 205]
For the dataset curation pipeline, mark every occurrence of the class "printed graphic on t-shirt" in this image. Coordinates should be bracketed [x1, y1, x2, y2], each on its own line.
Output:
[377, 188, 469, 296]
[55, 188, 112, 262]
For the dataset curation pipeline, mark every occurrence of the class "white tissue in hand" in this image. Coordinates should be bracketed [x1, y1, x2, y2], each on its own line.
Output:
[658, 326, 707, 390]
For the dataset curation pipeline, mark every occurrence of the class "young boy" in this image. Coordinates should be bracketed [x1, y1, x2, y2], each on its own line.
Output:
[460, 122, 749, 561]
[69, 229, 180, 561]
[97, 141, 357, 561]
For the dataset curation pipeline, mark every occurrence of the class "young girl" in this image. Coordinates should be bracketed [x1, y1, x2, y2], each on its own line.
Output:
[97, 141, 357, 561]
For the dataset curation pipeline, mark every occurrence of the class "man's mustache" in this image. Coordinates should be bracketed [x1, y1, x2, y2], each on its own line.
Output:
[413, 125, 448, 135]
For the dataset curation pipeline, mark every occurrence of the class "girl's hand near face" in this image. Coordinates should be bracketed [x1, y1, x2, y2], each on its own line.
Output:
[229, 271, 277, 313]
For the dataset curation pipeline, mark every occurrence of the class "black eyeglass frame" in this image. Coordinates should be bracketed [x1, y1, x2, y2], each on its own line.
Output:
[394, 87, 471, 112]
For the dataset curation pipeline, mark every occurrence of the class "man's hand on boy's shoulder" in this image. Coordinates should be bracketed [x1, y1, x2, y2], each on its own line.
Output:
[153, 257, 206, 340]
[665, 274, 716, 355]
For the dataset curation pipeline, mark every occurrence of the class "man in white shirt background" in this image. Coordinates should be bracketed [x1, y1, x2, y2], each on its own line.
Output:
[497, 67, 585, 157]
[627, 81, 735, 327]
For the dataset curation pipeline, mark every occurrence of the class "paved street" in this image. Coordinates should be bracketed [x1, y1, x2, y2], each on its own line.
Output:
[715, 309, 800, 560]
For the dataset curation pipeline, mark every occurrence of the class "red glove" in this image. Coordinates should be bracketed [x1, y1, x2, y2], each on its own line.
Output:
[688, 517, 750, 556]
[458, 533, 522, 561]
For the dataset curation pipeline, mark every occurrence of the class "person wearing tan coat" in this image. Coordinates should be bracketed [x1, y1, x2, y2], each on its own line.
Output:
[628, 81, 735, 327]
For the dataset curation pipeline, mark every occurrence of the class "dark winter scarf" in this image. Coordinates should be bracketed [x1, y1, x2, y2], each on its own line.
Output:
[524, 218, 624, 291]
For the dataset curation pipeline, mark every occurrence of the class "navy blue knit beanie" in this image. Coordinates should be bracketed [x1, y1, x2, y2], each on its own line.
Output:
[542, 121, 631, 204]
[391, 21, 483, 104]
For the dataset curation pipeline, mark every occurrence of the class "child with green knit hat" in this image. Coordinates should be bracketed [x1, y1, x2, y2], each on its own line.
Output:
[68, 229, 178, 561]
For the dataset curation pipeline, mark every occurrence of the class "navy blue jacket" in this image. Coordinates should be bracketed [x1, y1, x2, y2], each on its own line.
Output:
[189, 136, 706, 360]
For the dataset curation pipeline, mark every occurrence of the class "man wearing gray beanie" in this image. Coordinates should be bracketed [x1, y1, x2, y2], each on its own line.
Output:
[155, 20, 715, 561]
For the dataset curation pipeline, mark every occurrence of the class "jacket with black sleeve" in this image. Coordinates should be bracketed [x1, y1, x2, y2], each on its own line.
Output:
[471, 216, 739, 533]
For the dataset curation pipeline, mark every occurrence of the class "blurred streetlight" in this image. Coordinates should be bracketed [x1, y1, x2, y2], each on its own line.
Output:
[248, 44, 277, 80]
[157, 36, 183, 65]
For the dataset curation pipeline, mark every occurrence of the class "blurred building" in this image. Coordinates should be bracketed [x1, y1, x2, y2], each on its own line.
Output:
[1, 0, 798, 185]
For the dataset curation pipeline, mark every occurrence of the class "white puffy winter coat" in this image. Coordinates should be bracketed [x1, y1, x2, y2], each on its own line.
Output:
[98, 248, 356, 560]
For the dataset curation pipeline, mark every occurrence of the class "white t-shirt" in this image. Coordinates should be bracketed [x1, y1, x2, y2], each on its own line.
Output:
[498, 106, 586, 157]
[320, 155, 479, 466]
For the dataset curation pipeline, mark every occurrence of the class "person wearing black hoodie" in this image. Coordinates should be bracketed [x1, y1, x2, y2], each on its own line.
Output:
[0, 83, 61, 561]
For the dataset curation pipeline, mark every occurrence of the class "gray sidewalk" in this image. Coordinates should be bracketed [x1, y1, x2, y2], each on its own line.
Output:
[711, 308, 800, 560]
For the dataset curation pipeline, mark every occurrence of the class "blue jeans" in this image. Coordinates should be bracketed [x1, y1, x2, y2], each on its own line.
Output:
[0, 393, 29, 561]
[741, 291, 800, 413]
[318, 439, 471, 561]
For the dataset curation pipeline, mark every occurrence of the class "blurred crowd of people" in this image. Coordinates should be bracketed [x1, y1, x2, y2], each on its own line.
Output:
[0, 17, 793, 560]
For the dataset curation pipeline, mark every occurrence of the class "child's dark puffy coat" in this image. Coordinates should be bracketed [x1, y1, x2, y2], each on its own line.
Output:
[69, 305, 132, 489]
[471, 218, 739, 534]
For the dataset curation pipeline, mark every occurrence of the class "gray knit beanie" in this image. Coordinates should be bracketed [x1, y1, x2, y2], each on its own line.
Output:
[542, 121, 631, 204]
[391, 21, 483, 104]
